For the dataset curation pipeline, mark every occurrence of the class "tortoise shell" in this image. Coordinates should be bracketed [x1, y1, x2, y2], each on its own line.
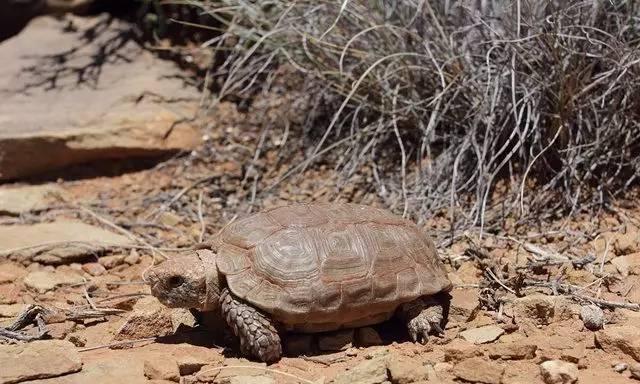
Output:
[215, 203, 451, 332]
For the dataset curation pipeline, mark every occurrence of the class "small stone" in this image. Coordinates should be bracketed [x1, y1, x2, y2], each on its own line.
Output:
[284, 334, 314, 356]
[630, 363, 640, 380]
[387, 356, 430, 384]
[449, 289, 479, 322]
[67, 333, 87, 347]
[612, 362, 627, 373]
[560, 343, 584, 364]
[125, 249, 140, 265]
[23, 270, 84, 292]
[459, 325, 505, 344]
[453, 357, 504, 384]
[47, 321, 76, 339]
[113, 297, 174, 341]
[595, 325, 640, 361]
[580, 304, 604, 330]
[82, 262, 107, 276]
[98, 255, 126, 269]
[171, 308, 197, 331]
[355, 327, 383, 347]
[539, 360, 578, 384]
[144, 358, 180, 382]
[318, 329, 354, 351]
[486, 342, 537, 360]
[0, 340, 82, 383]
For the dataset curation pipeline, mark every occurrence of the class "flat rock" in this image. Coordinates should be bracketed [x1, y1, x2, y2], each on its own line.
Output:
[0, 340, 82, 383]
[486, 342, 537, 360]
[459, 325, 505, 344]
[143, 358, 179, 382]
[539, 360, 578, 384]
[0, 14, 201, 181]
[23, 270, 84, 292]
[26, 356, 146, 384]
[453, 357, 504, 384]
[0, 185, 64, 215]
[113, 297, 174, 341]
[595, 325, 640, 361]
[386, 355, 430, 384]
[0, 220, 133, 264]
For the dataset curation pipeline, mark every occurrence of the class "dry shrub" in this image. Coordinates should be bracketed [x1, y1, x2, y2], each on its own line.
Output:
[191, 0, 640, 234]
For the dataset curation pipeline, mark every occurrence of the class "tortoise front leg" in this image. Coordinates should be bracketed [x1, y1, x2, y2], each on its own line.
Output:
[219, 288, 282, 363]
[400, 294, 447, 344]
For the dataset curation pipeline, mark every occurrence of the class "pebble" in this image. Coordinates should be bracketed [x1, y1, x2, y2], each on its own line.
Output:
[144, 357, 180, 381]
[82, 262, 107, 276]
[580, 304, 604, 331]
[459, 325, 505, 344]
[539, 360, 578, 384]
[612, 362, 628, 373]
[98, 255, 126, 269]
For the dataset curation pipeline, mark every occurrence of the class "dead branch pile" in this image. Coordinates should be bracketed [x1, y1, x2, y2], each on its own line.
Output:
[192, 1, 640, 232]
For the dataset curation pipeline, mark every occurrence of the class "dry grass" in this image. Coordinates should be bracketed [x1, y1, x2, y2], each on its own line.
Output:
[183, 1, 640, 235]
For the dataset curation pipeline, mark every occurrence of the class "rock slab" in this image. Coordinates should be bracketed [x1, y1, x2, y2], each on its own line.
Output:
[459, 325, 505, 344]
[0, 14, 201, 181]
[595, 325, 640, 361]
[0, 340, 82, 384]
[0, 219, 133, 264]
[0, 185, 65, 215]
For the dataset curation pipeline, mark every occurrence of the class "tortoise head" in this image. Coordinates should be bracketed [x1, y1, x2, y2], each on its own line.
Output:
[143, 250, 221, 311]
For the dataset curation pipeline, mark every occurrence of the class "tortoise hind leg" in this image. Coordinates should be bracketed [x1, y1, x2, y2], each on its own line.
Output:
[400, 294, 448, 344]
[219, 288, 282, 363]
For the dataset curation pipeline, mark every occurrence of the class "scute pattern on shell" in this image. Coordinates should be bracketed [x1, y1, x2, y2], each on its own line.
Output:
[217, 203, 451, 331]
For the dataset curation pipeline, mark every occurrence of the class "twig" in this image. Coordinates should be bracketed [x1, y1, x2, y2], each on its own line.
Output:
[78, 337, 157, 352]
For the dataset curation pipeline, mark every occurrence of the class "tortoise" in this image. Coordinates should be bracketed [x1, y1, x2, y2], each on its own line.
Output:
[144, 203, 452, 363]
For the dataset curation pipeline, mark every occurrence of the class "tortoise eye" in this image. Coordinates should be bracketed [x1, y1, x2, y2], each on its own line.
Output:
[168, 275, 184, 288]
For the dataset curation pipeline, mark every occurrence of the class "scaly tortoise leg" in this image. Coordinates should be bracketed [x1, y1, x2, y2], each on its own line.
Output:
[400, 295, 446, 344]
[219, 288, 282, 363]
